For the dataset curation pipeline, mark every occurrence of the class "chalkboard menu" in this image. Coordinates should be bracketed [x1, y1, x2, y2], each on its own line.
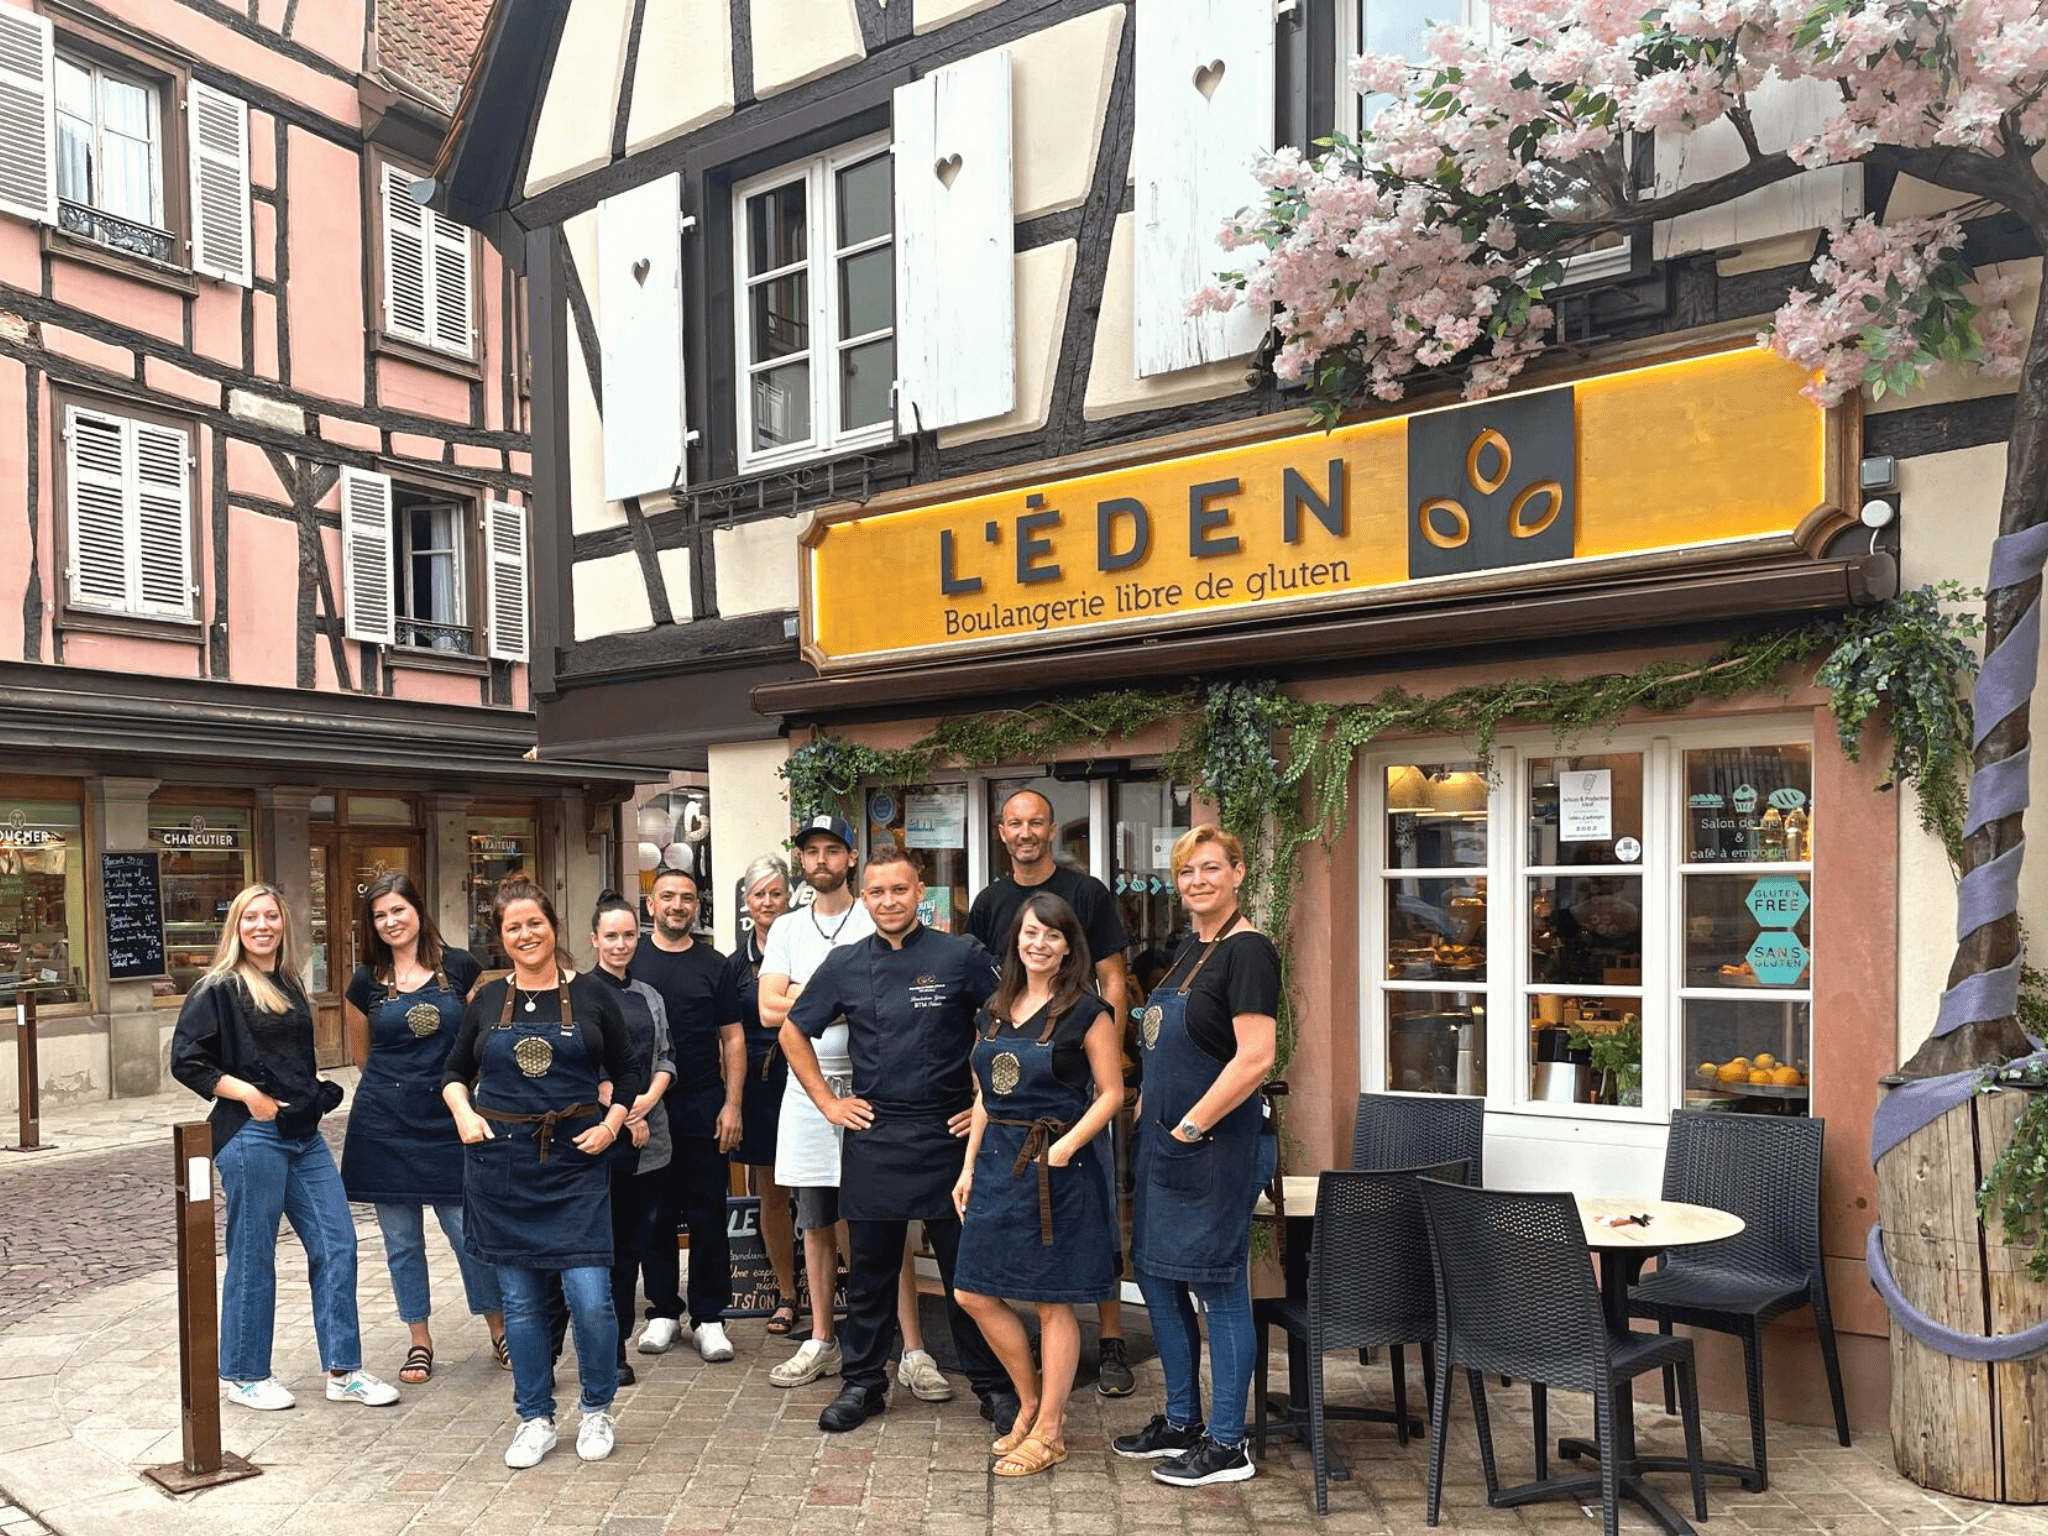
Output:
[101, 851, 167, 980]
[721, 1196, 843, 1320]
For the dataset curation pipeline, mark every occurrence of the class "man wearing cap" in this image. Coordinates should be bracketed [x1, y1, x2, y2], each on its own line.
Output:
[780, 845, 1010, 1433]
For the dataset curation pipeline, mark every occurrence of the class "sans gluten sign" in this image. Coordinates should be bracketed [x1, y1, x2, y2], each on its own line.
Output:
[799, 347, 1842, 673]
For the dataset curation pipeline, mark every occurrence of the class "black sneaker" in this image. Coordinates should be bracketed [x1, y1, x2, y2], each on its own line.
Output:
[1113, 1413, 1205, 1459]
[1153, 1435, 1255, 1486]
[615, 1361, 636, 1387]
[1095, 1337, 1135, 1398]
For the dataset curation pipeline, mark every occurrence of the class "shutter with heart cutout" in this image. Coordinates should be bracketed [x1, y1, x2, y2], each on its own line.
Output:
[1131, 0, 1273, 377]
[339, 466, 396, 645]
[188, 79, 252, 286]
[892, 48, 1015, 434]
[484, 497, 529, 663]
[0, 8, 54, 226]
[1652, 75, 1863, 260]
[597, 171, 687, 500]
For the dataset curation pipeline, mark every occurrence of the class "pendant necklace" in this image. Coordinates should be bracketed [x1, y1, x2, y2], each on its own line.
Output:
[810, 902, 852, 943]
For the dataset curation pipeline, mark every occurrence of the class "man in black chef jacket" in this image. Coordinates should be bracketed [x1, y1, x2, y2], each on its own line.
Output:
[781, 845, 1011, 1433]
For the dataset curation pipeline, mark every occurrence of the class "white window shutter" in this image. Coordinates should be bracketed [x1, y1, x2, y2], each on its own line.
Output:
[339, 466, 396, 645]
[132, 420, 193, 618]
[1131, 0, 1273, 376]
[0, 9, 52, 225]
[1652, 75, 1863, 259]
[484, 498, 529, 662]
[892, 49, 1015, 434]
[382, 163, 431, 344]
[427, 204, 476, 358]
[64, 408, 130, 611]
[188, 80, 251, 286]
[596, 171, 687, 500]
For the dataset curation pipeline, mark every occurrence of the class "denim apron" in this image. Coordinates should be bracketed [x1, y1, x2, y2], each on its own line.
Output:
[342, 968, 466, 1203]
[729, 936, 787, 1167]
[1130, 925, 1270, 1285]
[954, 1005, 1115, 1303]
[462, 980, 612, 1269]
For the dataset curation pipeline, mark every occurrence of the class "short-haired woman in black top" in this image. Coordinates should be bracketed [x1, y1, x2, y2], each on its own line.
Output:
[339, 872, 503, 1383]
[442, 881, 643, 1471]
[1113, 826, 1279, 1488]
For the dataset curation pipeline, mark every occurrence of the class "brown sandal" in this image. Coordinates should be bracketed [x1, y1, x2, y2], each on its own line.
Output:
[399, 1344, 433, 1384]
[992, 1406, 1039, 1455]
[491, 1333, 511, 1370]
[994, 1433, 1067, 1477]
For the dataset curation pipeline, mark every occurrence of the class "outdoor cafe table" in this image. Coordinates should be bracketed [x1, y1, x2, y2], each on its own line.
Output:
[1258, 1177, 1744, 1534]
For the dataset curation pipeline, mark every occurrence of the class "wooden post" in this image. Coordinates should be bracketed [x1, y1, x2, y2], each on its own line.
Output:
[6, 990, 49, 1152]
[143, 1123, 259, 1492]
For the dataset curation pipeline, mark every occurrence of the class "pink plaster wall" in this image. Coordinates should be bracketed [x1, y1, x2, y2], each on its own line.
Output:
[0, 359, 26, 660]
[63, 631, 203, 676]
[285, 128, 367, 406]
[226, 508, 298, 688]
[482, 263, 506, 433]
[191, 284, 241, 369]
[314, 526, 346, 693]
[49, 260, 181, 344]
[287, 0, 369, 76]
[250, 109, 278, 191]
[253, 291, 280, 378]
[389, 666, 481, 707]
[377, 358, 471, 423]
[226, 439, 290, 504]
[390, 429, 445, 463]
[253, 202, 277, 284]
[84, 0, 359, 127]
[0, 215, 37, 290]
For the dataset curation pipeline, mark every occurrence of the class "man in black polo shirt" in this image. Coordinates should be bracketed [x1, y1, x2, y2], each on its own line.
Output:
[967, 786, 1136, 1396]
[628, 866, 741, 1363]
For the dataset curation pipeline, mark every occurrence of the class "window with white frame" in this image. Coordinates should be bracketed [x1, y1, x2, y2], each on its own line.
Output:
[394, 491, 469, 653]
[54, 52, 164, 253]
[379, 160, 476, 360]
[339, 468, 529, 663]
[1367, 722, 1812, 1121]
[732, 137, 895, 469]
[61, 402, 194, 621]
[1335, 0, 1634, 282]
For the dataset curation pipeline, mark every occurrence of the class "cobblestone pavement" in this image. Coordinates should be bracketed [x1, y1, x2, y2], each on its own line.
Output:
[3, 1086, 2046, 1536]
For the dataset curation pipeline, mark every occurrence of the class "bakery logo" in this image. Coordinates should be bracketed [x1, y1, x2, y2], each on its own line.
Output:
[907, 974, 946, 1009]
[1687, 793, 1725, 810]
[0, 808, 53, 847]
[156, 815, 239, 850]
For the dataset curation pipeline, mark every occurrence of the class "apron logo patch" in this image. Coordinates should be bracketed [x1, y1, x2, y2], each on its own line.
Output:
[1142, 1006, 1163, 1049]
[990, 1051, 1021, 1096]
[405, 1002, 441, 1038]
[513, 1037, 553, 1077]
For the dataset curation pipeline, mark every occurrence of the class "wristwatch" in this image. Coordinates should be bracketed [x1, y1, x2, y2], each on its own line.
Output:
[1177, 1116, 1206, 1142]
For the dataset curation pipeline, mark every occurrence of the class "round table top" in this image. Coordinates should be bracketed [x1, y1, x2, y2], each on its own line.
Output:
[1578, 1194, 1744, 1251]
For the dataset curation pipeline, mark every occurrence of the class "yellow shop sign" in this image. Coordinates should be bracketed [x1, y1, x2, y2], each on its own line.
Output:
[798, 347, 1849, 673]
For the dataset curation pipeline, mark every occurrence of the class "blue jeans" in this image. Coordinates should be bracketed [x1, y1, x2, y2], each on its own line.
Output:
[215, 1120, 361, 1381]
[373, 1201, 503, 1323]
[497, 1264, 616, 1421]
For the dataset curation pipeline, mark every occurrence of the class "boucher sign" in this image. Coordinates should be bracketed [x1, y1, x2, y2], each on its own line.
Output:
[798, 347, 1850, 673]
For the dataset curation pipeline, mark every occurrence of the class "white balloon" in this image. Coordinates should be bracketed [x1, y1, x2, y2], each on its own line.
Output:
[636, 805, 671, 841]
[636, 841, 661, 871]
[662, 841, 694, 873]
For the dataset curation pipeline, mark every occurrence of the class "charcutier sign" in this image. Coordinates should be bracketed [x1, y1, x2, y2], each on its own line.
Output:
[798, 346, 1849, 673]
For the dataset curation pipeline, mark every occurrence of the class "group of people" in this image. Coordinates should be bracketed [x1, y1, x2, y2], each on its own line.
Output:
[167, 792, 1282, 1489]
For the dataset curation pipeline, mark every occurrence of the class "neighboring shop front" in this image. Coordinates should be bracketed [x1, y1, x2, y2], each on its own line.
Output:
[750, 340, 1900, 1418]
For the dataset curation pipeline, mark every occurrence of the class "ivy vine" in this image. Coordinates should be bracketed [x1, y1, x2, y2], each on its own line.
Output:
[1977, 1051, 2048, 1283]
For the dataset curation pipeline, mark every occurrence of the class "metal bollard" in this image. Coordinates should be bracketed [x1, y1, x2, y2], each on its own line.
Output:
[143, 1123, 260, 1492]
[6, 990, 50, 1153]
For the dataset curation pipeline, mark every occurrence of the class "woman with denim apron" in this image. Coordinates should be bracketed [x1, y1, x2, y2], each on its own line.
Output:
[952, 892, 1124, 1478]
[1115, 827, 1280, 1488]
[441, 882, 642, 1471]
[340, 872, 502, 1382]
[171, 884, 398, 1414]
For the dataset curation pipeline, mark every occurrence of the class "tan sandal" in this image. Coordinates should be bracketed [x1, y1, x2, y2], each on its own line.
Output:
[992, 1406, 1039, 1455]
[994, 1433, 1067, 1477]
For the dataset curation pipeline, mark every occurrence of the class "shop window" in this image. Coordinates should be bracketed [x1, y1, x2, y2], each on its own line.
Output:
[1380, 762, 1490, 1095]
[467, 813, 538, 972]
[631, 787, 712, 933]
[987, 776, 1092, 882]
[151, 805, 253, 1001]
[57, 398, 196, 624]
[732, 136, 895, 470]
[865, 784, 967, 932]
[0, 795, 86, 1007]
[339, 469, 530, 663]
[373, 157, 477, 363]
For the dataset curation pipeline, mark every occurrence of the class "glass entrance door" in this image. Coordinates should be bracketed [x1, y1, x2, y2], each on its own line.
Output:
[311, 831, 423, 1068]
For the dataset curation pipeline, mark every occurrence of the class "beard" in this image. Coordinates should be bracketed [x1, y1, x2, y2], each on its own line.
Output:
[805, 865, 848, 895]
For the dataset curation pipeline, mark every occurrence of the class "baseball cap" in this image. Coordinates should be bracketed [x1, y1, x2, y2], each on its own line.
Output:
[794, 814, 856, 850]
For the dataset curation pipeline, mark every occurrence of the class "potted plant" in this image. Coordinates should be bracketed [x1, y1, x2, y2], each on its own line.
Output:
[1568, 1015, 1643, 1108]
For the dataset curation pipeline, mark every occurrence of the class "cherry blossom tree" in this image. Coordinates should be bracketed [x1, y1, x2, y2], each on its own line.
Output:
[1199, 0, 2047, 1078]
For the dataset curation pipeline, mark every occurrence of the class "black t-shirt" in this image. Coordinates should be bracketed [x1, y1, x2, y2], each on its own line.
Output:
[344, 948, 483, 1015]
[978, 991, 1113, 1094]
[1161, 929, 1282, 1062]
[441, 973, 644, 1106]
[969, 866, 1130, 972]
[630, 938, 729, 1136]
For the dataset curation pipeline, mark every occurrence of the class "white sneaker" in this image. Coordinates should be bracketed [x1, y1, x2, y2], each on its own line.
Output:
[576, 1408, 616, 1461]
[636, 1318, 680, 1354]
[695, 1321, 734, 1363]
[324, 1370, 399, 1406]
[768, 1337, 842, 1388]
[226, 1377, 295, 1411]
[504, 1416, 557, 1469]
[896, 1349, 954, 1402]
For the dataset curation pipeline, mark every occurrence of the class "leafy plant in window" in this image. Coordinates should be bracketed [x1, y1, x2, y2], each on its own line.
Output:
[1568, 1014, 1642, 1106]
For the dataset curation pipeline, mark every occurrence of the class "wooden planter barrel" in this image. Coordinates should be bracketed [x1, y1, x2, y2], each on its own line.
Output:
[1878, 1089, 2048, 1501]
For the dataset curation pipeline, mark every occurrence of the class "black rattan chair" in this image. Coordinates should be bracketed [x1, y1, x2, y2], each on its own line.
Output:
[1252, 1159, 1468, 1514]
[1628, 1110, 1851, 1491]
[1353, 1092, 1484, 1185]
[1418, 1178, 1707, 1536]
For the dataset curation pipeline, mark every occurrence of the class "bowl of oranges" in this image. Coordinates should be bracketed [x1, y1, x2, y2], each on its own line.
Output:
[1695, 1053, 1808, 1094]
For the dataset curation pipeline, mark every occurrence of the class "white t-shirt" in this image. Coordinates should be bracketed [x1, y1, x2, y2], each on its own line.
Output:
[766, 898, 875, 1187]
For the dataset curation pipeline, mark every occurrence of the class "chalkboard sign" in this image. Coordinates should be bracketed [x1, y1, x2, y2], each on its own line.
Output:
[101, 851, 167, 980]
[719, 1195, 843, 1320]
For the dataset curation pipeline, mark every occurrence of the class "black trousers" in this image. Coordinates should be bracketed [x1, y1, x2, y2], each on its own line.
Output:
[642, 1133, 732, 1327]
[840, 1215, 1003, 1400]
[609, 1165, 666, 1358]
